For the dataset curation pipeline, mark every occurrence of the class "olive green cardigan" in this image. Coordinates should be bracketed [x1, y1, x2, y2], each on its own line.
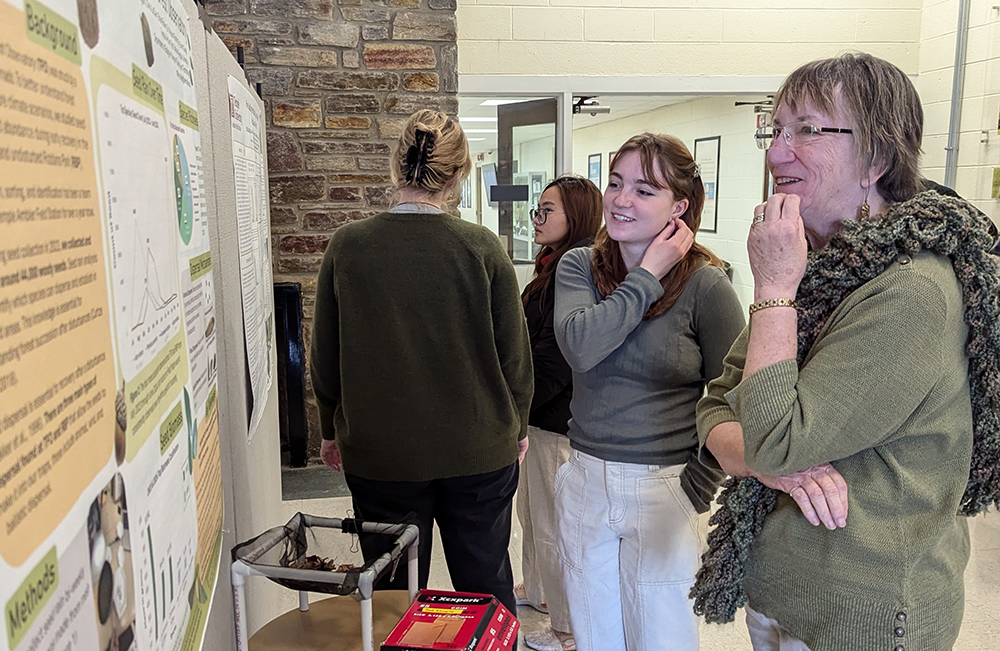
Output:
[310, 209, 533, 482]
[697, 251, 972, 651]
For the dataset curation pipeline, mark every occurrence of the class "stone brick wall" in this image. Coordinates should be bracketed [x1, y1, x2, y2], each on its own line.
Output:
[205, 0, 459, 459]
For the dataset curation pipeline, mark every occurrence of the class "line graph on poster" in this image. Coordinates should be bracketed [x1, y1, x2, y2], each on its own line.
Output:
[130, 228, 179, 333]
[98, 85, 181, 381]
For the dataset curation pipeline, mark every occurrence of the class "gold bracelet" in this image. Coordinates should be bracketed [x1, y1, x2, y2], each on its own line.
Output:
[748, 297, 797, 316]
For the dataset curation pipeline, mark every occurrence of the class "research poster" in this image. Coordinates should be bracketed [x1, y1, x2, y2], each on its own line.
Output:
[227, 76, 272, 441]
[0, 1, 223, 650]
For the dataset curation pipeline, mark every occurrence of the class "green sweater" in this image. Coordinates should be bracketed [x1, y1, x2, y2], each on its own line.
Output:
[309, 208, 533, 481]
[697, 251, 972, 651]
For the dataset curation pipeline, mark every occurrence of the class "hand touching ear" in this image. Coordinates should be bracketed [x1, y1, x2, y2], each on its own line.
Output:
[639, 219, 694, 280]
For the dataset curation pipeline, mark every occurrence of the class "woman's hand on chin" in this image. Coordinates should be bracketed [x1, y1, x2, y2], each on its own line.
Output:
[756, 463, 849, 530]
[749, 194, 808, 300]
[638, 218, 694, 280]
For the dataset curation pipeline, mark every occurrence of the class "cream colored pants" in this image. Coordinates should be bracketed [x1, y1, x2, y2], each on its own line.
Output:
[555, 450, 705, 651]
[516, 425, 573, 632]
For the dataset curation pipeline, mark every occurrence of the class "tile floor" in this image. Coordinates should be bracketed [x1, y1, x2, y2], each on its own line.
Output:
[277, 493, 1000, 650]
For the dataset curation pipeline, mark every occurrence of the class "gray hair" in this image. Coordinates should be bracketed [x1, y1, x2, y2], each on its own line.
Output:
[774, 52, 923, 203]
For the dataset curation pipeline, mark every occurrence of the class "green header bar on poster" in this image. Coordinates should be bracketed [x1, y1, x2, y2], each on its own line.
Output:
[133, 64, 164, 111]
[5, 546, 59, 648]
[24, 0, 80, 66]
[180, 101, 199, 130]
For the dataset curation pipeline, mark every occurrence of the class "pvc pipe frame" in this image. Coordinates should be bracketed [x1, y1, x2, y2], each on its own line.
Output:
[230, 535, 420, 651]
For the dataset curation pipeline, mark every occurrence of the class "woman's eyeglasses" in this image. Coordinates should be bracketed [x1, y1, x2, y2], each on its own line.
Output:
[754, 121, 853, 150]
[529, 207, 559, 225]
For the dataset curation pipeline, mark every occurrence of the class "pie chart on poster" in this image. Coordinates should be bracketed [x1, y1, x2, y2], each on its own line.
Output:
[174, 135, 194, 245]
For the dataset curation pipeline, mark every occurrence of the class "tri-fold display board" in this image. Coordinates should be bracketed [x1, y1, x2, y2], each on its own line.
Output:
[0, 0, 265, 649]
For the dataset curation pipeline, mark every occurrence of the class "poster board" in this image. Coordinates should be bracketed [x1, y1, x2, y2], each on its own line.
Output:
[0, 1, 224, 650]
[227, 76, 272, 441]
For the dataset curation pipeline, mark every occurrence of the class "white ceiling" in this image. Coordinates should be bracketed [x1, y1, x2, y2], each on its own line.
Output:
[458, 95, 695, 156]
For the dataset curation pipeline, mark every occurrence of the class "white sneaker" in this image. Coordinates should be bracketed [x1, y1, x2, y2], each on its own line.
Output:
[524, 628, 576, 651]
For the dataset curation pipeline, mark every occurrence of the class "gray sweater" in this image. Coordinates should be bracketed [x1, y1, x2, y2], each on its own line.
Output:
[554, 247, 744, 511]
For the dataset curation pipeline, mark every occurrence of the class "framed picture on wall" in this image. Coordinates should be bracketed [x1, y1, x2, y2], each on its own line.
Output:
[588, 154, 601, 186]
[693, 136, 721, 234]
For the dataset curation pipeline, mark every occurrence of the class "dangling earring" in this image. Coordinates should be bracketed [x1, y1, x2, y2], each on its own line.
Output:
[860, 147, 876, 220]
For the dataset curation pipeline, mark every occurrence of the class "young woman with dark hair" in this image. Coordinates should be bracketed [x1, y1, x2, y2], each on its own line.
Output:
[552, 134, 744, 651]
[515, 176, 602, 651]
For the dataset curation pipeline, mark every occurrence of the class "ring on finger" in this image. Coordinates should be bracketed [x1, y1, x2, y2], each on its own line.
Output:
[752, 213, 765, 225]
[790, 485, 806, 495]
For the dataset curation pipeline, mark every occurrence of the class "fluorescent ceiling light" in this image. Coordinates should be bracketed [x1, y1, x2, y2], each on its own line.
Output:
[464, 129, 498, 134]
[468, 138, 486, 142]
[460, 117, 498, 123]
[479, 99, 530, 107]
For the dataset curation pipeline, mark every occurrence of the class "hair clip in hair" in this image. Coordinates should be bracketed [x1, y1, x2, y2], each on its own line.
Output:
[693, 164, 702, 178]
[405, 144, 420, 182]
[406, 129, 436, 184]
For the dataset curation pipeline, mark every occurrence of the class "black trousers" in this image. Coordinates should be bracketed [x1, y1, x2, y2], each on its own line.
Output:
[344, 463, 519, 617]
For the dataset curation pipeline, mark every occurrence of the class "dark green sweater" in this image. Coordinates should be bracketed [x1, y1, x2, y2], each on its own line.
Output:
[309, 209, 533, 481]
[697, 251, 972, 651]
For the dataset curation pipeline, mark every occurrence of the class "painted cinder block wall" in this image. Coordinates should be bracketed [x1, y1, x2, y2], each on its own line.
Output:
[917, 0, 999, 219]
[456, 0, 923, 76]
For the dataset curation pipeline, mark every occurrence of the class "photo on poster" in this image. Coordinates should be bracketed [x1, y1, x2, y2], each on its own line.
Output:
[87, 474, 137, 651]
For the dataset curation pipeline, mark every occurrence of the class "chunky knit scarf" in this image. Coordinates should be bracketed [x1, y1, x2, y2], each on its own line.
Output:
[690, 190, 1000, 624]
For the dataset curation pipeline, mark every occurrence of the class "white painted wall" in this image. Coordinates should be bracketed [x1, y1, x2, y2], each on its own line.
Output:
[457, 0, 923, 77]
[916, 0, 999, 224]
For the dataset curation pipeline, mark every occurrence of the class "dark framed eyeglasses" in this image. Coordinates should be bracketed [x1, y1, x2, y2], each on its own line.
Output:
[754, 121, 853, 150]
[529, 206, 560, 225]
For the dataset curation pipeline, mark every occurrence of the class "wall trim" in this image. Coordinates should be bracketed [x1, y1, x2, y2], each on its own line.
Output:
[458, 75, 784, 176]
[459, 75, 787, 96]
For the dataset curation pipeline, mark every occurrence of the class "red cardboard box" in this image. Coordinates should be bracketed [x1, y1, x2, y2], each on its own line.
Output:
[382, 590, 519, 651]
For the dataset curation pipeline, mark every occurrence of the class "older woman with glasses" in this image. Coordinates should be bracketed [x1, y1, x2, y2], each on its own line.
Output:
[691, 53, 1000, 651]
[515, 176, 602, 651]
